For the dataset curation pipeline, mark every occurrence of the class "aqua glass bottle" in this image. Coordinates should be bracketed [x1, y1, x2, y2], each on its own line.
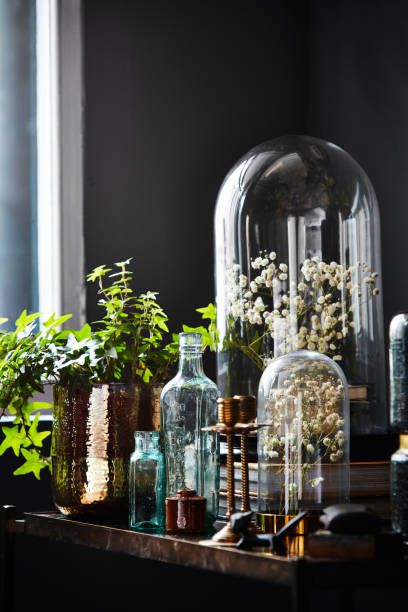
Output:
[160, 332, 220, 525]
[129, 431, 165, 533]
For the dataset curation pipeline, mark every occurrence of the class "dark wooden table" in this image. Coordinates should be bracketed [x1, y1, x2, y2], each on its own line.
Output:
[1, 506, 407, 612]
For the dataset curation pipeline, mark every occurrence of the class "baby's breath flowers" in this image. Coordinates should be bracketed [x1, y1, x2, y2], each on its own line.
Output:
[226, 251, 379, 368]
[259, 367, 345, 514]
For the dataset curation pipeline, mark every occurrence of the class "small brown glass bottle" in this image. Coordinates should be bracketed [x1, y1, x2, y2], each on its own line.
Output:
[165, 488, 206, 534]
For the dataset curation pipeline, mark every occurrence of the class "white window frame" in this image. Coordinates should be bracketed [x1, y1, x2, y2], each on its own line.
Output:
[36, 0, 85, 327]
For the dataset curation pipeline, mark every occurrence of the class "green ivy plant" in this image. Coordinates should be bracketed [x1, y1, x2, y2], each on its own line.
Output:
[0, 258, 217, 479]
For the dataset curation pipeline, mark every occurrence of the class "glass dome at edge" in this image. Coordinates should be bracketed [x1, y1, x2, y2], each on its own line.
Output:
[214, 135, 386, 435]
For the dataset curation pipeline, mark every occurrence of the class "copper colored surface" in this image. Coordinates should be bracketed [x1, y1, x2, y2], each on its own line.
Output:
[349, 385, 368, 401]
[240, 431, 250, 512]
[217, 397, 239, 426]
[210, 521, 240, 545]
[226, 429, 235, 519]
[165, 488, 206, 534]
[400, 434, 408, 449]
[256, 512, 320, 535]
[222, 394, 256, 514]
[234, 393, 256, 513]
[233, 395, 256, 424]
[51, 383, 162, 517]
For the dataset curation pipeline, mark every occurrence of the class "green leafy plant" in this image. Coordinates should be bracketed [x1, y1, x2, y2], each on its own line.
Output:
[182, 303, 218, 352]
[0, 259, 218, 479]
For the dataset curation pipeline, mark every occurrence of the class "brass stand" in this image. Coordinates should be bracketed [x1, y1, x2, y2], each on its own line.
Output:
[240, 430, 249, 512]
[202, 396, 258, 546]
[234, 395, 257, 512]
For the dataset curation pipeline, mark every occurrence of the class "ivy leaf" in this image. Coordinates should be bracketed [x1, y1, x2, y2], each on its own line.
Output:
[182, 324, 208, 344]
[66, 333, 81, 351]
[196, 303, 216, 321]
[182, 324, 205, 335]
[156, 319, 169, 332]
[0, 425, 27, 456]
[75, 323, 92, 341]
[136, 367, 153, 383]
[21, 401, 52, 426]
[27, 401, 52, 412]
[114, 258, 133, 268]
[15, 311, 41, 334]
[42, 313, 72, 329]
[13, 448, 48, 479]
[27, 414, 51, 447]
[86, 265, 112, 283]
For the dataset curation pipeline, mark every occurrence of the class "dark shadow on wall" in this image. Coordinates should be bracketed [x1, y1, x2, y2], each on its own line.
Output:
[308, 0, 408, 334]
[82, 0, 309, 332]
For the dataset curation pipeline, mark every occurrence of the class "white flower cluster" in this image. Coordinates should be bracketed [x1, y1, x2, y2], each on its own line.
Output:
[261, 370, 344, 465]
[259, 367, 345, 515]
[226, 252, 379, 365]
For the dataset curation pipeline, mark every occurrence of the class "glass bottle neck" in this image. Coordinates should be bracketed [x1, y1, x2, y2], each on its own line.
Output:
[179, 349, 204, 376]
[134, 432, 160, 452]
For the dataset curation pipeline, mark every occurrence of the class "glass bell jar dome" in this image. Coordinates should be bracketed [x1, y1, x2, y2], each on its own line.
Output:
[257, 350, 350, 530]
[214, 135, 386, 435]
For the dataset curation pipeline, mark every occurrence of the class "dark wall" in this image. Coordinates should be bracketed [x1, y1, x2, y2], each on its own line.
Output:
[83, 0, 309, 331]
[308, 0, 408, 332]
[83, 0, 408, 345]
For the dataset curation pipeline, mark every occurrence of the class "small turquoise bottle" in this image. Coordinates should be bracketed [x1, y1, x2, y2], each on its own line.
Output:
[160, 332, 220, 526]
[129, 431, 165, 533]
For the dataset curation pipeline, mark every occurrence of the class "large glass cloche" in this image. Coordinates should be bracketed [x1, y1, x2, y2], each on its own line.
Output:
[214, 135, 386, 435]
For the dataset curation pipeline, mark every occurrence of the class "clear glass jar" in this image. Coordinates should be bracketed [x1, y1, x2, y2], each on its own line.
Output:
[257, 350, 350, 530]
[129, 431, 165, 533]
[160, 332, 219, 524]
[214, 135, 386, 435]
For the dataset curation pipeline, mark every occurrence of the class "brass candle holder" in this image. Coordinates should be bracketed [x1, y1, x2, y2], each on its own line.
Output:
[234, 395, 257, 513]
[219, 397, 239, 519]
[201, 396, 258, 546]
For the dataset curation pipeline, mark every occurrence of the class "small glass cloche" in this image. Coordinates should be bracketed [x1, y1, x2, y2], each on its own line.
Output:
[257, 350, 350, 531]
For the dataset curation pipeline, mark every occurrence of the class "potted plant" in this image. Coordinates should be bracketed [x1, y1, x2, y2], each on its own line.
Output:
[0, 259, 184, 517]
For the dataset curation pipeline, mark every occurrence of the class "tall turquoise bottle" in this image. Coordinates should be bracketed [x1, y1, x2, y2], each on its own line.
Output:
[160, 332, 220, 525]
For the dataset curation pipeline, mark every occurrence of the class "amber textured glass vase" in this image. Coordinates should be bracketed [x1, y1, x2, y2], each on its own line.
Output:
[51, 383, 162, 517]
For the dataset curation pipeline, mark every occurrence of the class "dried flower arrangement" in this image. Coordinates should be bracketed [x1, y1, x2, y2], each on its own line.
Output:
[225, 251, 379, 369]
[259, 366, 345, 515]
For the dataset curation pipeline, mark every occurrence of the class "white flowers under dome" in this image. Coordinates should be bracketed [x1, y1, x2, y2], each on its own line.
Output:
[257, 358, 349, 516]
[225, 251, 379, 368]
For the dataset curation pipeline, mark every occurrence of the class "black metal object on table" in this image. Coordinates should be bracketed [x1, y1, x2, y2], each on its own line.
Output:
[232, 510, 308, 554]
